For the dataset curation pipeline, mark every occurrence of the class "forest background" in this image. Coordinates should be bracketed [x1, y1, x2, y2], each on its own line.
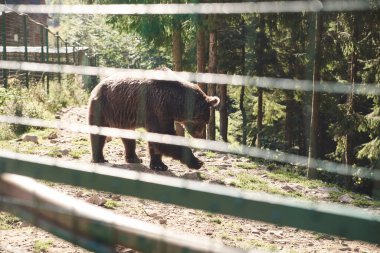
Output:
[31, 0, 380, 195]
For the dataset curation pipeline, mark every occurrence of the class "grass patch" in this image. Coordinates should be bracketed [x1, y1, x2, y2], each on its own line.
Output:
[249, 239, 279, 252]
[72, 137, 89, 146]
[197, 172, 207, 180]
[235, 162, 258, 170]
[234, 173, 283, 195]
[206, 165, 220, 172]
[69, 148, 89, 159]
[204, 150, 217, 158]
[33, 240, 53, 253]
[104, 200, 121, 209]
[0, 212, 21, 230]
[210, 217, 222, 224]
[352, 197, 380, 207]
[0, 77, 88, 141]
[267, 170, 325, 189]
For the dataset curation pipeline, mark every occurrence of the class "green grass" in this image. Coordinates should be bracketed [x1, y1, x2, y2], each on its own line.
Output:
[69, 148, 89, 159]
[197, 172, 207, 180]
[234, 173, 284, 195]
[210, 217, 222, 224]
[204, 150, 217, 158]
[206, 165, 220, 172]
[0, 78, 88, 141]
[104, 200, 121, 209]
[266, 170, 325, 189]
[249, 239, 279, 252]
[0, 212, 21, 230]
[33, 240, 53, 253]
[235, 162, 258, 170]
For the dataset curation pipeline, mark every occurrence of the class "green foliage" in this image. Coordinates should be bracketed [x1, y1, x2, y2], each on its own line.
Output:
[104, 200, 121, 209]
[57, 14, 170, 69]
[0, 78, 87, 141]
[0, 212, 21, 230]
[33, 240, 53, 253]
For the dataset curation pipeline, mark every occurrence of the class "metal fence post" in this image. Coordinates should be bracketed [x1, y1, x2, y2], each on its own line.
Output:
[45, 27, 49, 94]
[2, 11, 8, 88]
[73, 46, 76, 65]
[40, 24, 45, 85]
[65, 40, 68, 64]
[23, 14, 29, 88]
[56, 32, 61, 84]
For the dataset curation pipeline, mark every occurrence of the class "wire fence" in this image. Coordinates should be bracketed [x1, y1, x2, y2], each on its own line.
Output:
[0, 8, 94, 91]
[0, 1, 380, 253]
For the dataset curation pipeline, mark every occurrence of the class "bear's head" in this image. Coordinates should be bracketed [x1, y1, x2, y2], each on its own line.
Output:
[182, 95, 220, 138]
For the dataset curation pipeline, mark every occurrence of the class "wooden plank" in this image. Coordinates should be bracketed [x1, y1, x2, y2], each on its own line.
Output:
[0, 151, 380, 244]
[0, 173, 247, 253]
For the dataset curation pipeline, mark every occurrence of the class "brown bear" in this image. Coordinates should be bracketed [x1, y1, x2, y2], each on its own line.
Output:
[88, 73, 220, 171]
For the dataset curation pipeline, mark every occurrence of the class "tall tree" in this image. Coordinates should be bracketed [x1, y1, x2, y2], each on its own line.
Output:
[219, 83, 228, 142]
[207, 15, 217, 140]
[255, 15, 265, 148]
[307, 10, 323, 180]
[196, 17, 207, 138]
[173, 14, 185, 136]
[240, 19, 247, 145]
[343, 13, 359, 188]
[196, 10, 207, 92]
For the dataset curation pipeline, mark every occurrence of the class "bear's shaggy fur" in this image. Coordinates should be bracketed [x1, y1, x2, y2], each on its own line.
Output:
[88, 73, 219, 171]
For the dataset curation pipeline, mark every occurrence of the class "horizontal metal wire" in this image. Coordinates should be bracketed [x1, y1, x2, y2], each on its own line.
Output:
[0, 174, 248, 253]
[1, 61, 379, 95]
[1, 1, 379, 15]
[1, 153, 380, 245]
[0, 115, 378, 180]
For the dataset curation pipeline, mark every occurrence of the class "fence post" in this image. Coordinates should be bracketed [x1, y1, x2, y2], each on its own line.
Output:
[23, 14, 29, 88]
[40, 24, 45, 85]
[73, 46, 76, 65]
[65, 40, 68, 64]
[56, 32, 61, 84]
[45, 28, 49, 94]
[2, 11, 8, 88]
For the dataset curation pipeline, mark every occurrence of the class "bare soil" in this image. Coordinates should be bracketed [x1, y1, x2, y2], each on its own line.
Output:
[1, 106, 380, 253]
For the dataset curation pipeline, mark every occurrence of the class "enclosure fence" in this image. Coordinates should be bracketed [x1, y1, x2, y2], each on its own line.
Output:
[0, 6, 92, 91]
[0, 1, 380, 253]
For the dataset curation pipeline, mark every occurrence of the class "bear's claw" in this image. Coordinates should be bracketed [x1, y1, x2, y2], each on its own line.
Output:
[150, 161, 168, 171]
[126, 156, 143, 163]
[91, 158, 108, 163]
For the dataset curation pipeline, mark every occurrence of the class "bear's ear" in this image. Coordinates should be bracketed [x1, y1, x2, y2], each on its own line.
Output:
[207, 96, 220, 108]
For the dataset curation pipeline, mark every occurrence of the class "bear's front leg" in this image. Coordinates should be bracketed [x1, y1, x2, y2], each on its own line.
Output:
[153, 142, 204, 170]
[149, 154, 168, 171]
[180, 147, 204, 169]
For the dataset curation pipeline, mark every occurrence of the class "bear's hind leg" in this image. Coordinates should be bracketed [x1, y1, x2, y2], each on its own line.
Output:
[122, 138, 142, 163]
[90, 134, 108, 163]
[148, 143, 168, 171]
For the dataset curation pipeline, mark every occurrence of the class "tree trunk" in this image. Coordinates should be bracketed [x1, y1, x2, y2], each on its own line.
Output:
[219, 84, 228, 142]
[285, 91, 294, 151]
[344, 14, 358, 189]
[255, 16, 265, 148]
[240, 86, 247, 145]
[255, 88, 263, 148]
[197, 23, 207, 93]
[239, 20, 247, 145]
[196, 16, 207, 139]
[307, 11, 323, 179]
[207, 28, 217, 140]
[173, 19, 185, 136]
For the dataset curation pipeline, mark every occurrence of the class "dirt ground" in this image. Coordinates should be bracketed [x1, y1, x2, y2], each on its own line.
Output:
[1, 106, 380, 253]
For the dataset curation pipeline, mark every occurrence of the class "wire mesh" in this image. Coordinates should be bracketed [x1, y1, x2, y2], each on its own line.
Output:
[0, 1, 379, 253]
